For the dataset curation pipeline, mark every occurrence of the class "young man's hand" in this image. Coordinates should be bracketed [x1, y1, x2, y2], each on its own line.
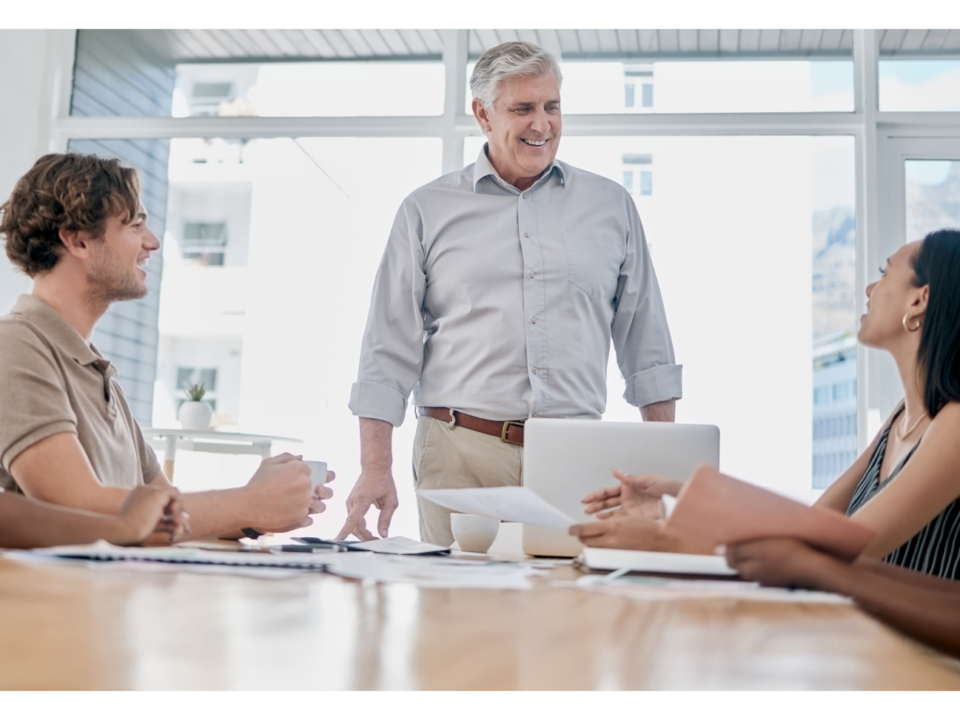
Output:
[107, 484, 184, 545]
[242, 453, 316, 532]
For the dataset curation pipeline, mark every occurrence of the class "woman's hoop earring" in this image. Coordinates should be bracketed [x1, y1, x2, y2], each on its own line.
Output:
[903, 313, 922, 332]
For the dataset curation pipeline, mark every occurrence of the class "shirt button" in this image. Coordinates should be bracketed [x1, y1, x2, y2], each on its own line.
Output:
[522, 193, 528, 199]
[524, 232, 530, 238]
[531, 318, 537, 324]
[529, 272, 535, 278]
[532, 368, 538, 374]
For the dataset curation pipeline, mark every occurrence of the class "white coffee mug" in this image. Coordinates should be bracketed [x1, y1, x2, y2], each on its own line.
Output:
[451, 514, 500, 553]
[303, 460, 328, 492]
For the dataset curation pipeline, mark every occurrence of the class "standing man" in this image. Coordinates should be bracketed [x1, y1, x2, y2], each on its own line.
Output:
[341, 41, 681, 546]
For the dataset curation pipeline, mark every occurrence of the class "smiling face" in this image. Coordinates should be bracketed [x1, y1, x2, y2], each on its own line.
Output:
[858, 240, 928, 350]
[473, 72, 562, 191]
[86, 203, 160, 303]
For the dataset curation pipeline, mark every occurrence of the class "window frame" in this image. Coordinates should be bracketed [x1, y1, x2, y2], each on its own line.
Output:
[47, 29, 960, 457]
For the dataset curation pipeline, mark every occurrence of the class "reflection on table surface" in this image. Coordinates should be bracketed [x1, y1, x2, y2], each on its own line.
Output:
[1, 552, 959, 691]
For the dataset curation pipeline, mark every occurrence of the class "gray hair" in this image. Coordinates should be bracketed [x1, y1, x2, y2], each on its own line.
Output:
[469, 41, 563, 109]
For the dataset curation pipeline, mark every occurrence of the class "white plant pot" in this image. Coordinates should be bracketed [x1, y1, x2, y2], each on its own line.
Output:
[179, 401, 212, 430]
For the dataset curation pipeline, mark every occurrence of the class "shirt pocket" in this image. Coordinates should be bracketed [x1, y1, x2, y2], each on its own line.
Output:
[562, 233, 623, 300]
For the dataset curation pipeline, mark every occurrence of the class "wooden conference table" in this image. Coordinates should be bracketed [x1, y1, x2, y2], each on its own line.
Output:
[1, 548, 960, 690]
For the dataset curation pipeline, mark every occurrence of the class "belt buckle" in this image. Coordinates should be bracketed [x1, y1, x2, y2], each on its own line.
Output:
[500, 420, 525, 445]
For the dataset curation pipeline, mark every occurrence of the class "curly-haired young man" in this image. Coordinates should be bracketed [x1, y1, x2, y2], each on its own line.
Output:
[0, 153, 334, 542]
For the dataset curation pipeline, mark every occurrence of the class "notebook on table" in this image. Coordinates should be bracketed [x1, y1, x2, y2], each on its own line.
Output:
[575, 547, 739, 579]
[22, 541, 331, 569]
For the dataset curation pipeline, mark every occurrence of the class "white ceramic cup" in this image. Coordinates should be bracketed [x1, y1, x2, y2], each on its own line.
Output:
[303, 460, 328, 492]
[451, 514, 500, 553]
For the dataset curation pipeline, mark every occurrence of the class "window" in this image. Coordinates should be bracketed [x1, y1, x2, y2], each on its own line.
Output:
[905, 161, 960, 240]
[175, 367, 218, 411]
[622, 154, 652, 199]
[189, 82, 235, 116]
[624, 67, 653, 113]
[641, 83, 654, 108]
[639, 170, 653, 196]
[180, 221, 227, 266]
[174, 62, 446, 118]
[558, 60, 853, 114]
[879, 60, 960, 112]
[63, 28, 946, 522]
[176, 367, 217, 392]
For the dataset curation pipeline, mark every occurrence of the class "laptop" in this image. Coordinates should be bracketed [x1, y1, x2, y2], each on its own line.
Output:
[522, 419, 720, 557]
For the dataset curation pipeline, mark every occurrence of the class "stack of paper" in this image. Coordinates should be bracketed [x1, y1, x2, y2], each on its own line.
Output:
[576, 547, 737, 577]
[416, 486, 577, 531]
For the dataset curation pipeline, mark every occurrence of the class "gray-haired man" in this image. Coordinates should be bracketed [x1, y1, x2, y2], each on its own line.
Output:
[339, 41, 682, 546]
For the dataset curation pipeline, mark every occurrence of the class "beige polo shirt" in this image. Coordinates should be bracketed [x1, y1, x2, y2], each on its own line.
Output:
[0, 294, 160, 493]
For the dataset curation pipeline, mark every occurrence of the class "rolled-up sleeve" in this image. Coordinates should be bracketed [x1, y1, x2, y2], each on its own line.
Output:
[349, 197, 427, 427]
[611, 196, 683, 408]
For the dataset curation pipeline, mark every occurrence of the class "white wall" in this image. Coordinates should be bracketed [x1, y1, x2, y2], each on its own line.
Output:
[0, 30, 73, 313]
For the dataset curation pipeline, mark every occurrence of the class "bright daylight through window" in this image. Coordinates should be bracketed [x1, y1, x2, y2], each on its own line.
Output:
[152, 56, 856, 540]
[55, 29, 960, 540]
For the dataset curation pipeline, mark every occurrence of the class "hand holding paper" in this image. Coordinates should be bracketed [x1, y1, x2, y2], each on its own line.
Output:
[416, 486, 578, 531]
[665, 465, 876, 562]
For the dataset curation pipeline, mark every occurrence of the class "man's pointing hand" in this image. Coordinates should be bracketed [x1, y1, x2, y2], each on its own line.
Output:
[335, 467, 398, 541]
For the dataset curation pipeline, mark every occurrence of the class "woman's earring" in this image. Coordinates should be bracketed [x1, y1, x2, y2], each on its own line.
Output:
[903, 313, 922, 332]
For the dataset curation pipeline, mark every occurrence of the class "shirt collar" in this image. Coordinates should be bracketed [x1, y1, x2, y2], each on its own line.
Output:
[472, 143, 565, 193]
[11, 294, 103, 368]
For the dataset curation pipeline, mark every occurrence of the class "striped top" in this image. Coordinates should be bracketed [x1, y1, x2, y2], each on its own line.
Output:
[846, 409, 960, 579]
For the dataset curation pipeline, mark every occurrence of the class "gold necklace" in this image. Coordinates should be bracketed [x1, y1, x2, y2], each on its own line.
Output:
[896, 410, 928, 442]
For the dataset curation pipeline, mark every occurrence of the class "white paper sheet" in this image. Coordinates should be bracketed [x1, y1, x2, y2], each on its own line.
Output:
[350, 536, 450, 555]
[577, 547, 737, 577]
[323, 552, 537, 589]
[416, 486, 578, 531]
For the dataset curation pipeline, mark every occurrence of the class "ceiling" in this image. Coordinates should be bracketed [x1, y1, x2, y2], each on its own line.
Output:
[101, 29, 960, 63]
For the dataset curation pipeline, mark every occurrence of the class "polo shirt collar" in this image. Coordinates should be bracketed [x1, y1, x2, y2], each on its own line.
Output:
[12, 294, 102, 367]
[472, 143, 565, 192]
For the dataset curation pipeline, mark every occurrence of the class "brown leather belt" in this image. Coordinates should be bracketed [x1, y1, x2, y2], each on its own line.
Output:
[419, 407, 525, 445]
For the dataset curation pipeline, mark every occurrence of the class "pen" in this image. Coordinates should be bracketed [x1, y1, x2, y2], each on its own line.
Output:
[602, 566, 632, 583]
[269, 545, 331, 553]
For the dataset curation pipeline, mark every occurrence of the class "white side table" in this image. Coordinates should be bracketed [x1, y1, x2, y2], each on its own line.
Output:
[142, 428, 302, 481]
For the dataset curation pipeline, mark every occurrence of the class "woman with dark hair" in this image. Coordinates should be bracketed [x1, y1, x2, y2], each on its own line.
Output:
[572, 229, 960, 579]
[724, 537, 960, 659]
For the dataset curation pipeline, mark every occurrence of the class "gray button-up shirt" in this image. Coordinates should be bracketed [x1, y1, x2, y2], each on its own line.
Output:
[349, 146, 682, 427]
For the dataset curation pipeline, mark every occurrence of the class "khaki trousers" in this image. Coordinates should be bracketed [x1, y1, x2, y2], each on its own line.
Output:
[412, 414, 523, 546]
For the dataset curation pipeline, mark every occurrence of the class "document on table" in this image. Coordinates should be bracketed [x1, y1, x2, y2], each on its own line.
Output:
[18, 541, 330, 569]
[350, 537, 451, 555]
[576, 547, 737, 577]
[416, 486, 578, 531]
[322, 552, 539, 589]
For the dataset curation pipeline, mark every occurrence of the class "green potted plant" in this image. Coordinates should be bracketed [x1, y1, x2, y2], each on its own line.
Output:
[178, 382, 212, 430]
